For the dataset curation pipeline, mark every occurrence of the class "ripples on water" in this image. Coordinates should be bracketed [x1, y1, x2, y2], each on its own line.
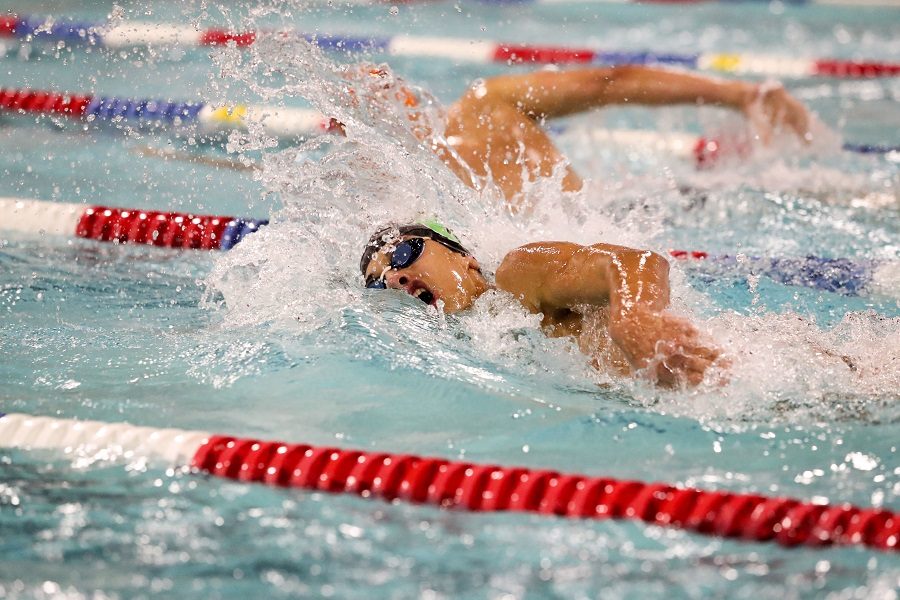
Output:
[0, 0, 898, 597]
[202, 26, 899, 423]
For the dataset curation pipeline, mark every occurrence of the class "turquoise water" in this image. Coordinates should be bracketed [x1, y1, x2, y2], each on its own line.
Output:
[1, 0, 899, 598]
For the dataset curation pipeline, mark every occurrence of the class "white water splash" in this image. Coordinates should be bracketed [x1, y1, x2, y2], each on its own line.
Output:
[198, 11, 899, 424]
[630, 310, 900, 423]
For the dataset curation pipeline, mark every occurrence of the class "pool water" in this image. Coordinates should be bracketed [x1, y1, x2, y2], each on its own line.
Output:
[1, 0, 899, 597]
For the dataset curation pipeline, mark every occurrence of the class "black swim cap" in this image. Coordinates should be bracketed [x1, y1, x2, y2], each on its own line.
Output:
[359, 221, 471, 276]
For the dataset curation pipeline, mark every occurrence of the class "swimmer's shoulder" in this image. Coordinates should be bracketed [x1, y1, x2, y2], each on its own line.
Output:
[496, 241, 583, 312]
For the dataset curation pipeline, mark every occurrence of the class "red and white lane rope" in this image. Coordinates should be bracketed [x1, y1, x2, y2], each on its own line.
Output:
[0, 198, 267, 251]
[1, 16, 898, 79]
[0, 412, 896, 551]
[329, 0, 900, 6]
[1, 197, 897, 298]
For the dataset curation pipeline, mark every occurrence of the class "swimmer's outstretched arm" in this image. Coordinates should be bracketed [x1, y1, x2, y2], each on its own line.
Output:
[444, 67, 812, 200]
[495, 241, 721, 386]
[470, 66, 810, 141]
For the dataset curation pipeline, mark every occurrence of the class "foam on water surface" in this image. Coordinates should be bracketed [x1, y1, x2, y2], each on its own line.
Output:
[196, 26, 899, 430]
[1, 1, 899, 597]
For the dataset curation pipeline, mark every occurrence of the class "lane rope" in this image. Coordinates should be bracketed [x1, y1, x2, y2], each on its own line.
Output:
[0, 86, 328, 138]
[41, 0, 893, 6]
[0, 412, 896, 552]
[464, 0, 900, 6]
[0, 199, 267, 250]
[1, 16, 898, 78]
[334, 0, 900, 6]
[1, 197, 896, 298]
[1, 86, 897, 159]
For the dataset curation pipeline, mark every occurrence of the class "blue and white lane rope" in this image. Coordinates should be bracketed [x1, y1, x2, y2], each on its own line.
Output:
[0, 86, 332, 138]
[1, 87, 898, 158]
[1, 16, 898, 79]
[0, 197, 896, 299]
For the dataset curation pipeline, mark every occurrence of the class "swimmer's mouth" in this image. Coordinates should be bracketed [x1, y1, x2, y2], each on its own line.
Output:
[409, 282, 436, 306]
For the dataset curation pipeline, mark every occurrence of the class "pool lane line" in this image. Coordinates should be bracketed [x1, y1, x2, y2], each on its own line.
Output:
[0, 411, 896, 551]
[463, 0, 900, 6]
[1, 86, 898, 159]
[1, 16, 898, 79]
[1, 197, 896, 299]
[0, 87, 332, 139]
[0, 198, 268, 251]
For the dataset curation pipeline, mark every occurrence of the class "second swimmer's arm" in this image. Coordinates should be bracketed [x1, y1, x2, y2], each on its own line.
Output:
[472, 66, 810, 139]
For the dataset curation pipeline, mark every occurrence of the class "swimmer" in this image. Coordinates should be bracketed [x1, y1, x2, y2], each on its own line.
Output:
[149, 66, 812, 203]
[357, 68, 811, 386]
[360, 65, 812, 203]
[361, 222, 721, 387]
[144, 66, 810, 385]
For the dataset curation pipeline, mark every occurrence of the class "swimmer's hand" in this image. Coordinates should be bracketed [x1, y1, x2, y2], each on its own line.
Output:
[609, 307, 722, 387]
[741, 81, 812, 145]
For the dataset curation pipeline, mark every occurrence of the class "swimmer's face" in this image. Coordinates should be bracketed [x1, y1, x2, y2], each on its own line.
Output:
[364, 237, 487, 313]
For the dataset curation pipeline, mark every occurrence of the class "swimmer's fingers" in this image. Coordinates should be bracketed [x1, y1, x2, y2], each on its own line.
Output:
[654, 351, 712, 388]
[656, 312, 701, 337]
[682, 339, 721, 363]
[745, 83, 812, 145]
[684, 345, 732, 387]
[675, 349, 714, 376]
[613, 311, 721, 386]
[652, 338, 721, 387]
[764, 86, 811, 141]
[660, 317, 721, 360]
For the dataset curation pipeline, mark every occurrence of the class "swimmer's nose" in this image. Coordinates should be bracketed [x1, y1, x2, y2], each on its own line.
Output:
[385, 271, 409, 290]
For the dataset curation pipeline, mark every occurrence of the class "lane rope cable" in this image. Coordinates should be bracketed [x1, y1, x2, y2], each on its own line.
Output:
[0, 412, 896, 552]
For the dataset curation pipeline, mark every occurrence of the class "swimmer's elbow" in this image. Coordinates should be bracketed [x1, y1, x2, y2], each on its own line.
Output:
[599, 246, 671, 304]
[635, 249, 671, 288]
[586, 244, 669, 278]
[644, 249, 670, 275]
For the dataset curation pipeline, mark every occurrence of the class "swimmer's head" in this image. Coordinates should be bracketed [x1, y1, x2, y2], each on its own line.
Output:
[360, 221, 488, 313]
[366, 67, 420, 108]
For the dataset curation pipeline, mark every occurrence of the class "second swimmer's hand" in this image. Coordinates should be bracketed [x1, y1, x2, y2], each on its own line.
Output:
[608, 307, 722, 387]
[741, 81, 812, 145]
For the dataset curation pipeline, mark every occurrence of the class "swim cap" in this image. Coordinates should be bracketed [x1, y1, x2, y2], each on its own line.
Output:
[359, 221, 471, 276]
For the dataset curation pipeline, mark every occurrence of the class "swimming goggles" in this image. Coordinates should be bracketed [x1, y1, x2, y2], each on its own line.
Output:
[364, 237, 426, 289]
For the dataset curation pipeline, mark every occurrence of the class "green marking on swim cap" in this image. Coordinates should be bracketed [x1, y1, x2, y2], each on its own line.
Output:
[421, 219, 461, 244]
